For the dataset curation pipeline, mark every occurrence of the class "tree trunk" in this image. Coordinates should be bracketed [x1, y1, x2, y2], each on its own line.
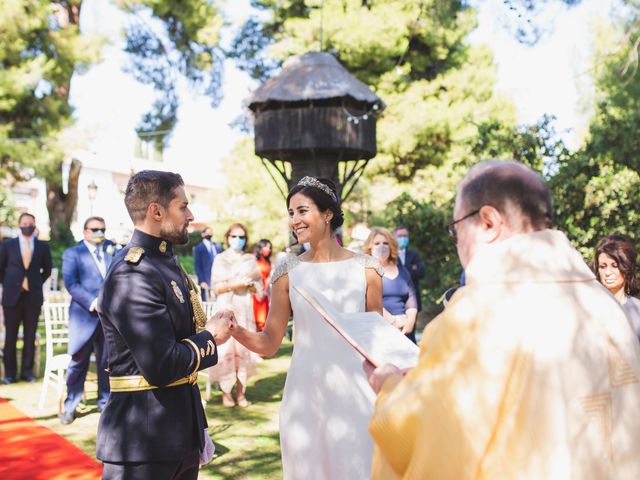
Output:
[45, 2, 84, 241]
[46, 158, 81, 241]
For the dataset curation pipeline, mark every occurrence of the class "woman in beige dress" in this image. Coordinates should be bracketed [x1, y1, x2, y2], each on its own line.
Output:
[209, 223, 262, 407]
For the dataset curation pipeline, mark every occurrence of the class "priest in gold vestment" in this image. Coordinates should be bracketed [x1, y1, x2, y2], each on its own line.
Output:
[368, 161, 640, 480]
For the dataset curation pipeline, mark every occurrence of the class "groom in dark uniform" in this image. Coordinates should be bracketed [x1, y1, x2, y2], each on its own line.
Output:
[97, 170, 235, 479]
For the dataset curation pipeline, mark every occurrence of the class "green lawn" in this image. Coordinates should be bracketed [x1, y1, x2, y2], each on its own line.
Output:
[0, 340, 293, 480]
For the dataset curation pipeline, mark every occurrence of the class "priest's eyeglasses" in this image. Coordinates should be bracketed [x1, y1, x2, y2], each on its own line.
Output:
[446, 209, 480, 244]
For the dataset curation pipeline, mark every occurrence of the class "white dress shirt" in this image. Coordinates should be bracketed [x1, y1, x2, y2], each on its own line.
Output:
[203, 239, 216, 257]
[397, 248, 406, 265]
[84, 240, 107, 278]
[19, 235, 35, 262]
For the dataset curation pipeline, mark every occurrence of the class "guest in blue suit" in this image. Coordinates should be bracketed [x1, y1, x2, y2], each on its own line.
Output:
[60, 216, 112, 424]
[194, 226, 222, 300]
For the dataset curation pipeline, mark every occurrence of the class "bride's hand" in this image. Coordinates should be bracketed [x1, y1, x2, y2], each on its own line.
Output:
[206, 309, 236, 344]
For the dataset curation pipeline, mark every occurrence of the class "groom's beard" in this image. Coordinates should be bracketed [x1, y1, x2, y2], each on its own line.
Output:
[160, 221, 189, 245]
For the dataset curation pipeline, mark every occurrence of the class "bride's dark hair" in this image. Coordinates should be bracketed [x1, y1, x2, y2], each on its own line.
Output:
[287, 178, 344, 232]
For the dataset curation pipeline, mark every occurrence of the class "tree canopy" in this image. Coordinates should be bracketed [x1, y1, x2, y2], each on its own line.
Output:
[231, 0, 515, 200]
[0, 0, 224, 239]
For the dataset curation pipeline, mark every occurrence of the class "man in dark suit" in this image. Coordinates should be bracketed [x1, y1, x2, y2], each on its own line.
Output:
[97, 170, 235, 479]
[0, 213, 52, 383]
[59, 216, 112, 424]
[393, 225, 425, 342]
[194, 226, 222, 301]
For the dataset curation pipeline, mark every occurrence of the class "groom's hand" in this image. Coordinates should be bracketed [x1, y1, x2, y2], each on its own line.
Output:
[206, 309, 236, 344]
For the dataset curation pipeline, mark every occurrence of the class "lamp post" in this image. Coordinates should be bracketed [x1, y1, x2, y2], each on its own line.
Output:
[88, 180, 98, 216]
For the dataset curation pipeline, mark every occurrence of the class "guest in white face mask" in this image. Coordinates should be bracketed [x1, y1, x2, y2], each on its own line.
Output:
[363, 227, 418, 342]
[208, 223, 263, 407]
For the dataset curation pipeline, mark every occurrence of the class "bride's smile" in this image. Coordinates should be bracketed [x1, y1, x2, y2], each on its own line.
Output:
[288, 192, 332, 245]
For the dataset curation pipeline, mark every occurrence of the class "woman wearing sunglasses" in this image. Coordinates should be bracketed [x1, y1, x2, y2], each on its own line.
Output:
[208, 223, 263, 407]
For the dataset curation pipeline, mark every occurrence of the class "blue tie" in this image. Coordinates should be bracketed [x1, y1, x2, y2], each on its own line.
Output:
[95, 248, 102, 263]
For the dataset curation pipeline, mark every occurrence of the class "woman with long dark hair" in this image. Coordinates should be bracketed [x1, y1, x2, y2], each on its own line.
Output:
[594, 234, 640, 339]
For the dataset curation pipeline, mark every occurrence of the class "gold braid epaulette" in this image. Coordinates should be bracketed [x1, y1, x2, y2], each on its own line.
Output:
[178, 263, 207, 329]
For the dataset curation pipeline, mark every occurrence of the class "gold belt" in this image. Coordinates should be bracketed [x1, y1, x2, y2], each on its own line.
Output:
[109, 373, 198, 392]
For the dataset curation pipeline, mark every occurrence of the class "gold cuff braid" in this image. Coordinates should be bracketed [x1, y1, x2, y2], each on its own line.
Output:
[181, 338, 201, 379]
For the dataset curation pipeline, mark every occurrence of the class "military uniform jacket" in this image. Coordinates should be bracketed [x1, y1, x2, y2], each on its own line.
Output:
[96, 229, 218, 463]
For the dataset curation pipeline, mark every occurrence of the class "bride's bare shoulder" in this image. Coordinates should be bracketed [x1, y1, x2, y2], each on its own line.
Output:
[272, 255, 301, 284]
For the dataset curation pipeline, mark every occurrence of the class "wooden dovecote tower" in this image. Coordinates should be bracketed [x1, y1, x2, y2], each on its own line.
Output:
[248, 52, 384, 200]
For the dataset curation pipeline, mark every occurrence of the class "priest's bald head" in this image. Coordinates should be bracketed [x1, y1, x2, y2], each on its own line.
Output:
[451, 160, 553, 269]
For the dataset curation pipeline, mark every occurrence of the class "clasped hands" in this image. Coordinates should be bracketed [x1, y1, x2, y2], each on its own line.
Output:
[205, 309, 238, 345]
[227, 277, 256, 294]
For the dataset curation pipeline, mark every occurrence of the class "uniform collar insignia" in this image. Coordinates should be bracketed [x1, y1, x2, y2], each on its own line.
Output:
[130, 230, 173, 256]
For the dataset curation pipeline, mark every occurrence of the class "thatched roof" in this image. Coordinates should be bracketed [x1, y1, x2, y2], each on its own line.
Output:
[248, 52, 383, 110]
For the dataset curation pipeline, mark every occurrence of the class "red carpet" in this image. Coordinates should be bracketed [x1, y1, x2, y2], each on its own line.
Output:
[0, 398, 102, 479]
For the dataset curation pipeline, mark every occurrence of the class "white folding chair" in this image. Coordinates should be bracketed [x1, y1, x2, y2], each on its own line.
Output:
[202, 301, 217, 319]
[198, 301, 217, 402]
[38, 302, 71, 413]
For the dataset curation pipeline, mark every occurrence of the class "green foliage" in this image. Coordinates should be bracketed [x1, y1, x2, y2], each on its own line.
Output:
[211, 139, 290, 250]
[0, 190, 18, 230]
[1, 0, 224, 237]
[550, 153, 640, 259]
[117, 0, 225, 145]
[470, 114, 571, 173]
[546, 13, 640, 257]
[371, 192, 459, 305]
[230, 0, 515, 185]
[178, 254, 195, 276]
[47, 221, 76, 269]
[587, 21, 640, 176]
[48, 238, 76, 272]
[0, 0, 101, 184]
[173, 230, 203, 257]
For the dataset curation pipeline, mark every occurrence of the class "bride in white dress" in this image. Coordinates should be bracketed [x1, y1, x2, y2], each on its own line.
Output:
[229, 176, 383, 479]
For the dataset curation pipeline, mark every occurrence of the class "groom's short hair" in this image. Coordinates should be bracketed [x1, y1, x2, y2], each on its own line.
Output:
[124, 170, 184, 224]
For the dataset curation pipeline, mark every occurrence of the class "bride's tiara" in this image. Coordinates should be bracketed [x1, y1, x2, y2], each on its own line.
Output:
[297, 176, 337, 203]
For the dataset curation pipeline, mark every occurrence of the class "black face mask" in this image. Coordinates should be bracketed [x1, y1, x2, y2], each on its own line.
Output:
[203, 235, 212, 241]
[20, 226, 35, 236]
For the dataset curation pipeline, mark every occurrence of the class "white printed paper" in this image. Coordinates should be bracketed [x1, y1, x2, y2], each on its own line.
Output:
[294, 285, 419, 370]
